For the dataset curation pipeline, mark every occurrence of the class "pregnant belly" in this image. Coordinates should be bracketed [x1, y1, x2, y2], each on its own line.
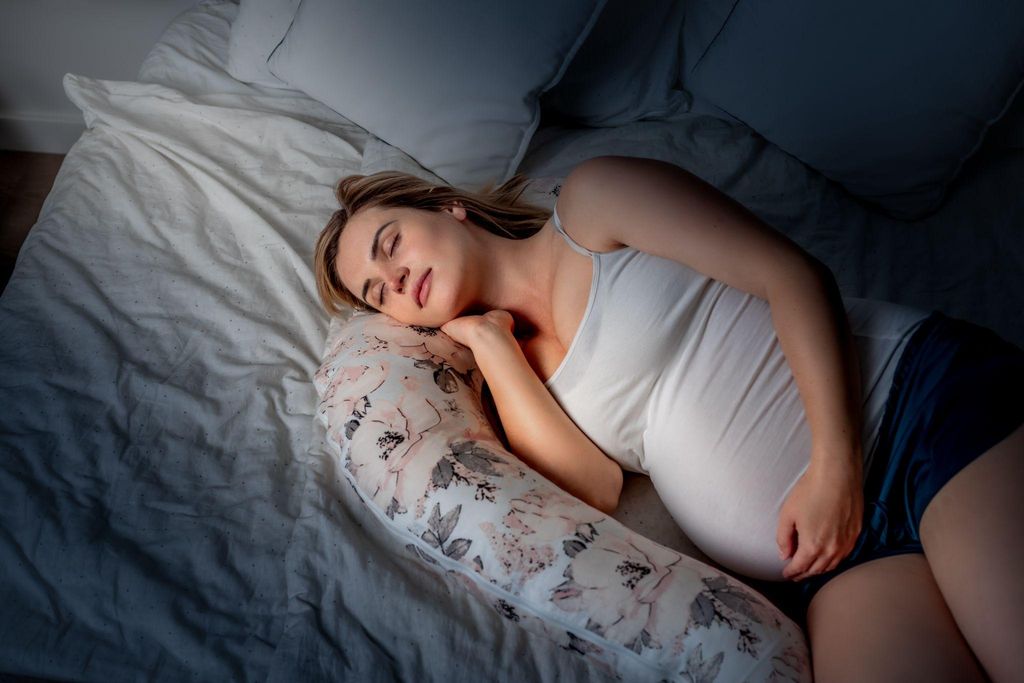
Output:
[642, 387, 812, 581]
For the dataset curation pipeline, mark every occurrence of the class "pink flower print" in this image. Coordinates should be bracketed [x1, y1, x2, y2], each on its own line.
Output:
[370, 316, 478, 375]
[316, 362, 388, 420]
[552, 531, 689, 654]
[347, 393, 451, 516]
[323, 325, 362, 358]
[423, 336, 476, 374]
[504, 489, 606, 543]
[346, 317, 481, 395]
[478, 521, 558, 590]
[400, 375, 424, 393]
[346, 397, 418, 508]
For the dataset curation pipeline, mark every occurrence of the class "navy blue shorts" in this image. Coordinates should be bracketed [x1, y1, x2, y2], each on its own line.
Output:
[777, 310, 1024, 623]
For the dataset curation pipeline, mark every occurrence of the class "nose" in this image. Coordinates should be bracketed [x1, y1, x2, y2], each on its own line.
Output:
[387, 266, 409, 298]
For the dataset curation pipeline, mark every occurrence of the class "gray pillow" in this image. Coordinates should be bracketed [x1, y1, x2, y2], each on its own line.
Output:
[539, 0, 691, 127]
[680, 0, 1024, 220]
[226, 0, 300, 88]
[266, 0, 607, 191]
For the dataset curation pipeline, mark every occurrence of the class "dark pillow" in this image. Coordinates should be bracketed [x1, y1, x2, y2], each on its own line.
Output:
[680, 0, 1024, 220]
[540, 0, 690, 127]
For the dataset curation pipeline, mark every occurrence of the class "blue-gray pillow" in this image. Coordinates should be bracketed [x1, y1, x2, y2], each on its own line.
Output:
[266, 0, 607, 191]
[680, 0, 1024, 220]
[539, 0, 690, 127]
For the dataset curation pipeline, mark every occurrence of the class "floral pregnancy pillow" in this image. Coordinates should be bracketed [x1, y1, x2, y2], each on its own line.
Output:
[313, 312, 811, 682]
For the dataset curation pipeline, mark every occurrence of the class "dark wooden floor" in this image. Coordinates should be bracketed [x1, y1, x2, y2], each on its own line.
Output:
[0, 151, 65, 296]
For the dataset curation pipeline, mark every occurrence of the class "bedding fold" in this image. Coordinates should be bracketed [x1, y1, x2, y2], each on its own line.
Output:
[0, 72, 371, 681]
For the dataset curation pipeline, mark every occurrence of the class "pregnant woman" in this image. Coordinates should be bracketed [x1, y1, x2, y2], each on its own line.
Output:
[313, 155, 1023, 682]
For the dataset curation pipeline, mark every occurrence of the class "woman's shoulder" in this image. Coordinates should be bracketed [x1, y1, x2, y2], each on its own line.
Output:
[554, 167, 627, 255]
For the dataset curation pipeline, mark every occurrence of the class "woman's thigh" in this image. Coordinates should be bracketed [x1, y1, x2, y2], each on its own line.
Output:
[806, 552, 987, 683]
[920, 420, 1024, 683]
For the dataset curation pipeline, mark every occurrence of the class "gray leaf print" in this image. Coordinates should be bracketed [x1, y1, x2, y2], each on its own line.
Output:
[431, 457, 454, 488]
[451, 442, 503, 476]
[352, 395, 371, 418]
[428, 502, 462, 546]
[684, 643, 724, 683]
[436, 367, 460, 393]
[625, 634, 644, 655]
[574, 522, 599, 543]
[585, 618, 606, 637]
[344, 418, 360, 440]
[704, 576, 729, 591]
[425, 503, 443, 545]
[715, 588, 763, 625]
[413, 359, 437, 372]
[625, 628, 661, 655]
[563, 539, 587, 557]
[446, 538, 471, 561]
[385, 497, 405, 520]
[552, 577, 582, 601]
[472, 555, 484, 572]
[412, 359, 463, 393]
[421, 528, 441, 549]
[691, 593, 715, 628]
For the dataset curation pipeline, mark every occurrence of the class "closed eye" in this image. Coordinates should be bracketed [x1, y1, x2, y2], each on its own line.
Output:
[378, 234, 400, 306]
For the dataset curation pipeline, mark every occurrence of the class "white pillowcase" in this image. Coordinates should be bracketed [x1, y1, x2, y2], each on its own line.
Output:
[266, 0, 608, 190]
[225, 0, 299, 88]
[314, 313, 812, 681]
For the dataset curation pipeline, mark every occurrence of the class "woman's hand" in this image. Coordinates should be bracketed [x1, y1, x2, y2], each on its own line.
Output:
[777, 444, 864, 581]
[440, 309, 516, 350]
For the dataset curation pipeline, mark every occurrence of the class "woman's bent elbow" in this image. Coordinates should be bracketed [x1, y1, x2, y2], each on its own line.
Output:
[598, 464, 623, 515]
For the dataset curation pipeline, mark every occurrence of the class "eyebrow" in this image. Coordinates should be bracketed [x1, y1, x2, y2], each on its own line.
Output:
[360, 219, 397, 306]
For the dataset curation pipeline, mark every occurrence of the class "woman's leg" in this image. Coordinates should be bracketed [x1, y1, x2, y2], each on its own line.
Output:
[920, 420, 1024, 683]
[805, 553, 987, 683]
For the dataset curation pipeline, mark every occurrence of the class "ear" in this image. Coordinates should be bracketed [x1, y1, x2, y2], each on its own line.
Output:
[444, 201, 467, 221]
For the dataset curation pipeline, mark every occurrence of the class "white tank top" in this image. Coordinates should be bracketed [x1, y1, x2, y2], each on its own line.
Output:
[544, 204, 930, 581]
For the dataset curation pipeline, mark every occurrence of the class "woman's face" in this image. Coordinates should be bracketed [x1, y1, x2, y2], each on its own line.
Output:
[335, 203, 474, 327]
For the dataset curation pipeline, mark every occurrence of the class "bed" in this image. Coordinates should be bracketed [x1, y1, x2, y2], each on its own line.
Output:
[1, 0, 1022, 680]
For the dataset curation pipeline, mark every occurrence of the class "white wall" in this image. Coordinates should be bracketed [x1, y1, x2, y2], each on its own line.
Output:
[0, 0, 201, 154]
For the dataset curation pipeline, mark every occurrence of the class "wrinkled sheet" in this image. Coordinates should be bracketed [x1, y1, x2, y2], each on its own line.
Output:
[1, 0, 1022, 681]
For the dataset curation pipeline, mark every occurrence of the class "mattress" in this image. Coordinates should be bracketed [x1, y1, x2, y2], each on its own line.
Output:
[1, 0, 1021, 680]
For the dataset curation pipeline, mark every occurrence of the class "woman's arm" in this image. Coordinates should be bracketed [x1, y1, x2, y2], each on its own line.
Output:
[756, 258, 865, 580]
[443, 313, 623, 515]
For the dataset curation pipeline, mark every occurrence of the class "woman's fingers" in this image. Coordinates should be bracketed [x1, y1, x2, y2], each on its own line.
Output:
[787, 543, 850, 581]
[777, 518, 796, 561]
[782, 545, 817, 580]
[790, 555, 834, 581]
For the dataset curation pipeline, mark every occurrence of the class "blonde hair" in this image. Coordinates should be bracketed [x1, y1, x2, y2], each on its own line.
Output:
[314, 170, 552, 317]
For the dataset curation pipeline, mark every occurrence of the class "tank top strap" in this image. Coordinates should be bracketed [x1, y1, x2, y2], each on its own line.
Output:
[552, 204, 595, 257]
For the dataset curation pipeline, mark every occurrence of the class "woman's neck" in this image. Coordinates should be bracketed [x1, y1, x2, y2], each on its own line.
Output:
[467, 220, 559, 340]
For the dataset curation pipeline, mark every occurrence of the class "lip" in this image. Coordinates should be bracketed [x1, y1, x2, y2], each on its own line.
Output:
[414, 269, 432, 308]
